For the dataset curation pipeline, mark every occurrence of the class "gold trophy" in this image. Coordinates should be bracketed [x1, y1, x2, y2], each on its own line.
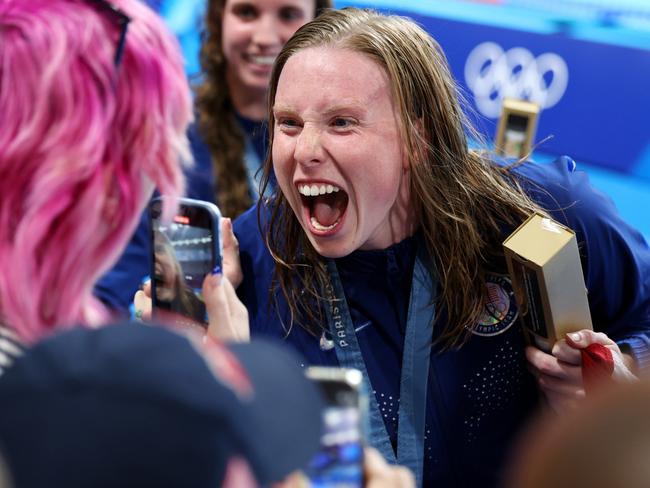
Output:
[495, 98, 540, 159]
[503, 213, 593, 352]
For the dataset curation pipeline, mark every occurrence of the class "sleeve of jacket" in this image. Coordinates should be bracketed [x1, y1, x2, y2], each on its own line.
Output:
[517, 156, 650, 372]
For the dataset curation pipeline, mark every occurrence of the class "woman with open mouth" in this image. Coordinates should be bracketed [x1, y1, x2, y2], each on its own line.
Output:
[231, 7, 650, 488]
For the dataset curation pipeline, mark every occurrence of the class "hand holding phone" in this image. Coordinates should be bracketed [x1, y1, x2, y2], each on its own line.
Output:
[202, 271, 250, 342]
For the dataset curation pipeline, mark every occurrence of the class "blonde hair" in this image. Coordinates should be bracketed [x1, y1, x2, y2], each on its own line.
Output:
[261, 8, 543, 347]
[194, 0, 332, 219]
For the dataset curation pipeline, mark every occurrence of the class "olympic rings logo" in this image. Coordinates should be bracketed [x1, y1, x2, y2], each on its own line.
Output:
[464, 42, 569, 118]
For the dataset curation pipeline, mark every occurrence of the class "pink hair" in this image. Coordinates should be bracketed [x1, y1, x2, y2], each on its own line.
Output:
[0, 0, 192, 343]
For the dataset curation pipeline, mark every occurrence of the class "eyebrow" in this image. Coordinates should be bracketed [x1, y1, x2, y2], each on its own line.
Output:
[271, 104, 294, 115]
[272, 102, 367, 117]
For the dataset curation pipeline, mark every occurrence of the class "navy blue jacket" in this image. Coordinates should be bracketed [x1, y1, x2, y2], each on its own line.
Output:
[234, 156, 650, 487]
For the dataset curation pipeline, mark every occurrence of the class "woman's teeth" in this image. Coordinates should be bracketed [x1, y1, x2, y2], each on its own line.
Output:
[249, 55, 275, 66]
[298, 183, 345, 231]
[298, 184, 341, 196]
[311, 216, 340, 231]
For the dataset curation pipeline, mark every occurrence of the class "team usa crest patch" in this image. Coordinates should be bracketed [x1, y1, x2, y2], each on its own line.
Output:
[473, 275, 518, 336]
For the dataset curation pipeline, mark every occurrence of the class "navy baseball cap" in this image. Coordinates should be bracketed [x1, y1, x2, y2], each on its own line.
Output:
[0, 323, 323, 487]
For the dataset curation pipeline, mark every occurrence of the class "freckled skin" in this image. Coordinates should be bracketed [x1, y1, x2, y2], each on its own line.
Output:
[272, 46, 417, 258]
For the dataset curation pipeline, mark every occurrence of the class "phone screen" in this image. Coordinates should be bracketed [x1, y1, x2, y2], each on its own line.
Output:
[150, 198, 221, 327]
[305, 368, 364, 488]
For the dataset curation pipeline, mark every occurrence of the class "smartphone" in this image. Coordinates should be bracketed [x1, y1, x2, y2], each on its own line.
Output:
[150, 197, 222, 328]
[305, 367, 365, 488]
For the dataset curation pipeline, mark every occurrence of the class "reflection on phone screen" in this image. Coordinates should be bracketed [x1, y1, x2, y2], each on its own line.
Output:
[306, 369, 364, 488]
[307, 406, 363, 487]
[152, 218, 213, 326]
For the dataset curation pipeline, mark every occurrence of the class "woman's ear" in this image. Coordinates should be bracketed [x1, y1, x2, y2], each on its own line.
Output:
[402, 118, 425, 170]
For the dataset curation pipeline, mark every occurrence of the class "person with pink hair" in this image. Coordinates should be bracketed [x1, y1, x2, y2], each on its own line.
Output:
[0, 0, 192, 345]
[0, 7, 409, 487]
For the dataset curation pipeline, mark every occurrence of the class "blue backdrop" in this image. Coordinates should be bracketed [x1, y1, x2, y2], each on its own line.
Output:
[407, 11, 650, 178]
[332, 0, 650, 182]
[145, 0, 650, 180]
[142, 0, 650, 239]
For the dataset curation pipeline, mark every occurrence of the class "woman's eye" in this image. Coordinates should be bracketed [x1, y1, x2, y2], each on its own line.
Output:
[232, 4, 258, 20]
[332, 118, 354, 129]
[279, 7, 305, 22]
[277, 118, 299, 129]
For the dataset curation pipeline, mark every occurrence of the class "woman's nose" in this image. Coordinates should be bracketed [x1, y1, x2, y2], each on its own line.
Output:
[251, 15, 282, 48]
[294, 125, 325, 167]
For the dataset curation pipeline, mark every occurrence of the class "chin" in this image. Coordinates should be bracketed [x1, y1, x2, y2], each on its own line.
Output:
[307, 237, 356, 260]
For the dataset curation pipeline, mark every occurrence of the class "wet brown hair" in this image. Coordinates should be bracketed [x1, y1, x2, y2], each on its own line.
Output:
[260, 8, 544, 347]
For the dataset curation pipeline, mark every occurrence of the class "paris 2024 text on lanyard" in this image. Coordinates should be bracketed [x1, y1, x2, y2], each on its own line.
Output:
[323, 240, 435, 488]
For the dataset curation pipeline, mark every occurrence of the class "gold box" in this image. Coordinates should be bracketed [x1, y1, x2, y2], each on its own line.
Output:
[495, 98, 540, 159]
[503, 213, 592, 352]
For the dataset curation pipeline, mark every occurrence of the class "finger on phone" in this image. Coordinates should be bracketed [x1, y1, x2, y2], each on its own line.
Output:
[221, 217, 243, 288]
[133, 289, 152, 321]
[142, 280, 151, 299]
[203, 271, 231, 340]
